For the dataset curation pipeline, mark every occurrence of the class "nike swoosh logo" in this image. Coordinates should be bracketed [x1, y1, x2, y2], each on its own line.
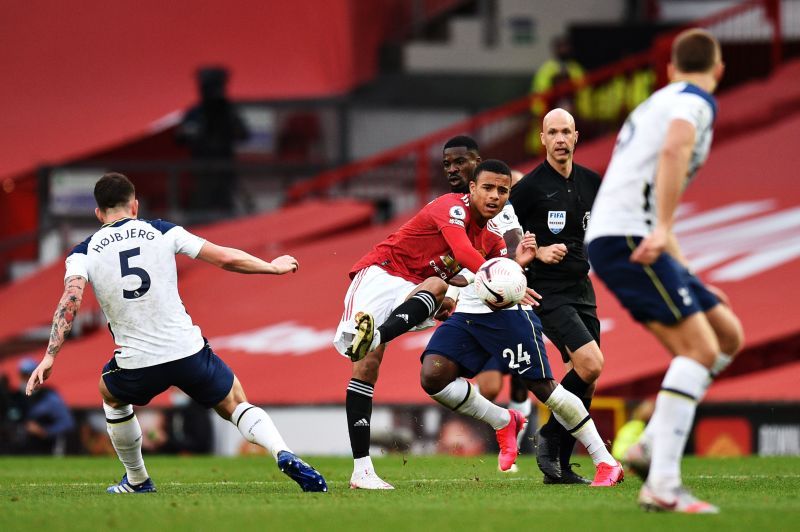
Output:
[546, 192, 558, 199]
[518, 367, 532, 374]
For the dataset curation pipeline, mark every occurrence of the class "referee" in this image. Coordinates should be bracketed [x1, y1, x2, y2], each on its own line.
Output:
[510, 108, 604, 484]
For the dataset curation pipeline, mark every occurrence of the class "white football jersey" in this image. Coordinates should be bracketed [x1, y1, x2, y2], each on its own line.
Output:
[456, 203, 529, 314]
[585, 81, 717, 242]
[64, 218, 206, 369]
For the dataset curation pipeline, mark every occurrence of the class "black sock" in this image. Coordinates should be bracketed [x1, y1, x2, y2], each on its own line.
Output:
[376, 290, 437, 344]
[346, 378, 374, 459]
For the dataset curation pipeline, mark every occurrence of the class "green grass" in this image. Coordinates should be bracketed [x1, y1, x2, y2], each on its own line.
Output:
[1, 455, 798, 531]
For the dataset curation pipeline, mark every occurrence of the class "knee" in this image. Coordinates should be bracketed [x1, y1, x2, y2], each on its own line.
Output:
[420, 370, 448, 395]
[573, 350, 604, 383]
[353, 356, 381, 384]
[422, 277, 448, 299]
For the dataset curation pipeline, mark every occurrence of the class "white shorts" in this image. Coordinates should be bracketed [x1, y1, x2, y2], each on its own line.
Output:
[332, 265, 437, 356]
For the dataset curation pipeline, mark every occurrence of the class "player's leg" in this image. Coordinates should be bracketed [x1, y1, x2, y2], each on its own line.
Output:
[349, 276, 448, 361]
[474, 370, 504, 402]
[214, 376, 327, 492]
[98, 373, 156, 493]
[627, 313, 720, 512]
[704, 302, 744, 377]
[536, 305, 602, 483]
[421, 354, 521, 471]
[629, 282, 745, 479]
[641, 313, 717, 486]
[421, 315, 524, 471]
[335, 268, 418, 489]
[588, 238, 721, 511]
[174, 342, 326, 492]
[476, 358, 530, 463]
[508, 375, 532, 448]
[214, 376, 290, 459]
[526, 378, 622, 486]
[347, 344, 393, 489]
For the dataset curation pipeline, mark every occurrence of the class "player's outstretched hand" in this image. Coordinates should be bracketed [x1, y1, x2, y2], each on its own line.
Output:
[520, 287, 542, 307]
[434, 297, 456, 321]
[515, 231, 538, 266]
[631, 228, 667, 265]
[271, 255, 299, 274]
[26, 355, 54, 396]
[537, 243, 568, 264]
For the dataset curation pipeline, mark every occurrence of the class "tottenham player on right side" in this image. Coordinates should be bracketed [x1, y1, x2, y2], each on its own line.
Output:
[585, 29, 744, 513]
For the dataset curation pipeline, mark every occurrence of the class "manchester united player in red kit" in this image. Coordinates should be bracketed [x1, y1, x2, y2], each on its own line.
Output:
[333, 160, 539, 489]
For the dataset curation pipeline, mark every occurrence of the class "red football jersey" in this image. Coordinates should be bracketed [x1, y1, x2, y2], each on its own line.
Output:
[350, 193, 507, 284]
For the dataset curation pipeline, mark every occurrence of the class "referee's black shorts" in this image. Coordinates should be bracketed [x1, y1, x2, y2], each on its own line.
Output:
[533, 276, 600, 363]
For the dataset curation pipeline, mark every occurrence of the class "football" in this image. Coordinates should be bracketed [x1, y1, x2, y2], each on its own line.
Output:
[474, 257, 527, 309]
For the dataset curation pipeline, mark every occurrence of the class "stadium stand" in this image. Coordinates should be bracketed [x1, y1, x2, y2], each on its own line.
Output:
[0, 199, 373, 345]
[2, 0, 798, 414]
[7, 101, 800, 406]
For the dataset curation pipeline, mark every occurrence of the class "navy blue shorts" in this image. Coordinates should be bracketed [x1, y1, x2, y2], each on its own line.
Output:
[423, 309, 552, 381]
[587, 236, 720, 324]
[478, 354, 509, 374]
[102, 341, 235, 408]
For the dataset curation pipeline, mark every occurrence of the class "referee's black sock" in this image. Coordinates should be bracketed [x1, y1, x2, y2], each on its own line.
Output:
[346, 378, 374, 459]
[376, 290, 437, 344]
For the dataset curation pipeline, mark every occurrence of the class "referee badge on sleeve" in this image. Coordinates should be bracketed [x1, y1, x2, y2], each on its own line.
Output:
[548, 211, 566, 234]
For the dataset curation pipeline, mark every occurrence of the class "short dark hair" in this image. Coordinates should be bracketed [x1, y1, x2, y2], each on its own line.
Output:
[672, 28, 720, 73]
[94, 172, 135, 210]
[472, 159, 512, 182]
[443, 135, 479, 153]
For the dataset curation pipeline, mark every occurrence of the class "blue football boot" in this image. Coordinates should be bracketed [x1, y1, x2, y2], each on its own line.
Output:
[106, 473, 157, 494]
[277, 451, 328, 492]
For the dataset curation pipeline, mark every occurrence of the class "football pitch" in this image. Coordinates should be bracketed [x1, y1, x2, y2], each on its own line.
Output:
[1, 455, 798, 531]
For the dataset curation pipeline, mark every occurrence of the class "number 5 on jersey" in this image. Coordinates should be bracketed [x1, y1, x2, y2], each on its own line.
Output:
[119, 247, 151, 299]
[502, 343, 531, 370]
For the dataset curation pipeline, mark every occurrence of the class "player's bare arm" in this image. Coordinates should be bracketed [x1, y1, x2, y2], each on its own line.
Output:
[26, 275, 87, 395]
[197, 241, 299, 274]
[631, 119, 695, 265]
[503, 227, 523, 260]
[514, 231, 538, 267]
[513, 231, 542, 306]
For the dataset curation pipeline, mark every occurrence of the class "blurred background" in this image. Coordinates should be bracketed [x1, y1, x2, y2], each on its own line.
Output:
[1, 0, 799, 460]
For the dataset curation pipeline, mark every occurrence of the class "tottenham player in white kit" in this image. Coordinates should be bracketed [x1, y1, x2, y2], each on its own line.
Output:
[585, 29, 743, 513]
[25, 172, 327, 493]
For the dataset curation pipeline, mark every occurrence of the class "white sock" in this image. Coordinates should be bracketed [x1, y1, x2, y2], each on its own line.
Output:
[508, 398, 532, 418]
[430, 378, 511, 430]
[545, 385, 615, 466]
[702, 352, 734, 394]
[103, 403, 149, 485]
[354, 455, 375, 474]
[508, 398, 532, 447]
[231, 402, 290, 461]
[648, 356, 709, 490]
[711, 352, 733, 377]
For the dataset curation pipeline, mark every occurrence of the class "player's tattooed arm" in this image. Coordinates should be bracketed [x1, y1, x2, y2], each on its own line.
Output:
[46, 275, 87, 357]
